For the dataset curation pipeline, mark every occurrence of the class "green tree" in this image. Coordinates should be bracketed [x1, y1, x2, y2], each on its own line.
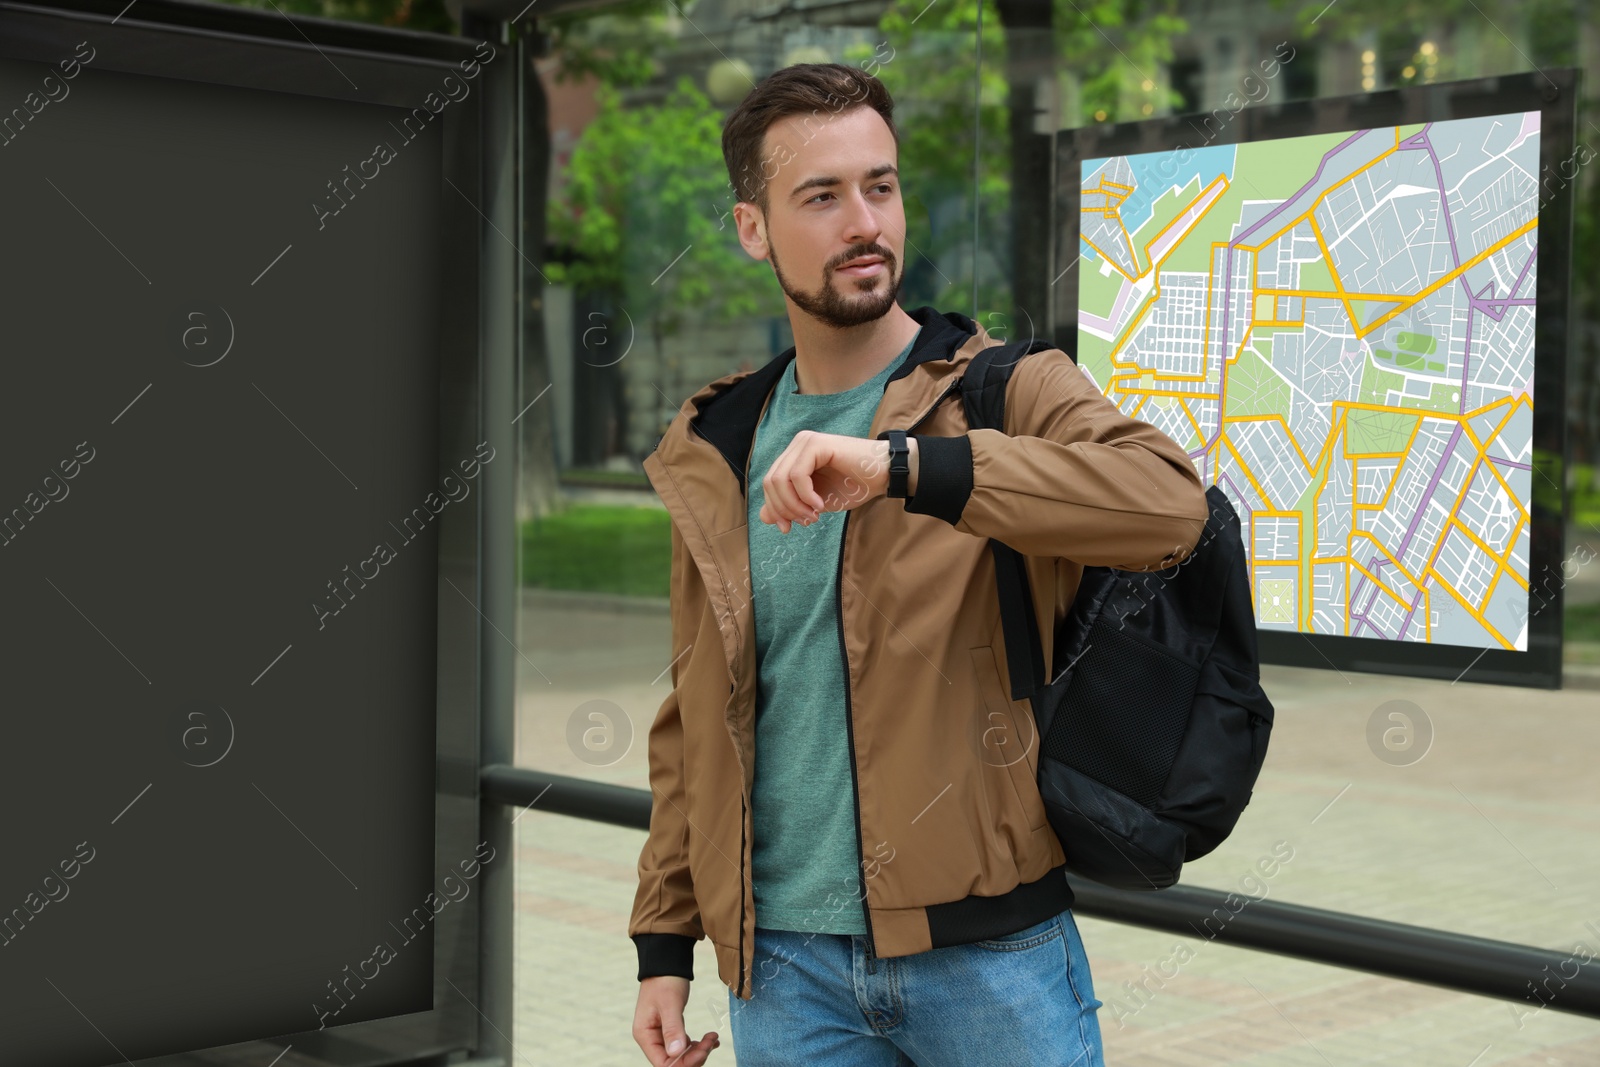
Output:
[539, 0, 666, 89]
[1275, 0, 1576, 83]
[547, 77, 781, 440]
[848, 0, 1186, 325]
[1054, 0, 1188, 122]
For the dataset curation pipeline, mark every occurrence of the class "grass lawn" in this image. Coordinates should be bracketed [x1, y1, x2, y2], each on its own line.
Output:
[1576, 463, 1600, 529]
[1566, 601, 1600, 644]
[519, 504, 672, 598]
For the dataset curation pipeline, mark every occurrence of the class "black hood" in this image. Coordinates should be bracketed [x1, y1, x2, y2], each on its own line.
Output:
[684, 305, 978, 494]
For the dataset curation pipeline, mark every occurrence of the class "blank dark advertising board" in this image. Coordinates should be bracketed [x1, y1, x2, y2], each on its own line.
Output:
[0, 44, 448, 1064]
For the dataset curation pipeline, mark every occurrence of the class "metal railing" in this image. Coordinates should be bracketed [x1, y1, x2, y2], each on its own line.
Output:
[482, 764, 1600, 1019]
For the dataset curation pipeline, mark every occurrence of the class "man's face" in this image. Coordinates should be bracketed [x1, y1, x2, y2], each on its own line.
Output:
[734, 106, 906, 329]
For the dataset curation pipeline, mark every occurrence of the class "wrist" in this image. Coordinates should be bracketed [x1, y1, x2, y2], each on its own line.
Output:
[876, 431, 916, 499]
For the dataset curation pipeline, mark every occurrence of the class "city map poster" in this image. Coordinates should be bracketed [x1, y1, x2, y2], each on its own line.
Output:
[1078, 112, 1539, 653]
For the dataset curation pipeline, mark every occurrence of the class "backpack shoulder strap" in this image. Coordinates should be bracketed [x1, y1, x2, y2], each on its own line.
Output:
[959, 338, 1056, 701]
[960, 337, 1056, 435]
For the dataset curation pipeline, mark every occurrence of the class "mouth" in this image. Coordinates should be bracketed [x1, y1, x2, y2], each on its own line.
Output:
[834, 256, 887, 278]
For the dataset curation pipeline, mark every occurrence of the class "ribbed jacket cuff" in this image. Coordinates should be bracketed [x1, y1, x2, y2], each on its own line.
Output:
[633, 932, 696, 981]
[905, 434, 973, 525]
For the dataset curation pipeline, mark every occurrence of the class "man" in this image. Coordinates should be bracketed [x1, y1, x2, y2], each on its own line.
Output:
[630, 63, 1209, 1066]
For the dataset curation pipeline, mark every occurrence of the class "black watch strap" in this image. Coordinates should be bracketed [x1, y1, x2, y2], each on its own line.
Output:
[882, 429, 910, 499]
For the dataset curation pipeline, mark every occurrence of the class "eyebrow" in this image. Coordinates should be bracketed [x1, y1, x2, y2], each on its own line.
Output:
[788, 164, 899, 201]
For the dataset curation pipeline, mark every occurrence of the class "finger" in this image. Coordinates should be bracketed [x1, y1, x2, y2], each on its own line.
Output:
[786, 463, 824, 520]
[674, 1032, 722, 1065]
[779, 433, 825, 520]
[758, 498, 791, 534]
[786, 441, 828, 514]
[763, 448, 807, 527]
[777, 441, 825, 522]
[661, 1019, 692, 1062]
[636, 1025, 668, 1067]
[763, 476, 802, 532]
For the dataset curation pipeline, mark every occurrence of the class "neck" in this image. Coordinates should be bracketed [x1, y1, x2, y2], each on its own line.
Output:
[786, 303, 921, 395]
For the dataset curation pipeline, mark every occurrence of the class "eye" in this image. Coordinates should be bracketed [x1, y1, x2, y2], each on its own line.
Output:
[806, 183, 896, 204]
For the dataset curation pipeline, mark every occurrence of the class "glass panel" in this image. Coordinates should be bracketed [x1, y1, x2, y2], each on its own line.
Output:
[513, 0, 1600, 1060]
[995, 0, 1600, 969]
[511, 0, 993, 779]
[1079, 911, 1600, 1063]
[510, 810, 1600, 1061]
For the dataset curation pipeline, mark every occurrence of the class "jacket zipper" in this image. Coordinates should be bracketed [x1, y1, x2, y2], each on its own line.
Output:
[907, 375, 963, 434]
[834, 371, 963, 975]
[733, 370, 944, 994]
[738, 782, 747, 999]
[835, 508, 879, 973]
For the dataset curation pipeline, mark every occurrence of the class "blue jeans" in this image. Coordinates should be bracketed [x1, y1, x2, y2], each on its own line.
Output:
[726, 908, 1105, 1066]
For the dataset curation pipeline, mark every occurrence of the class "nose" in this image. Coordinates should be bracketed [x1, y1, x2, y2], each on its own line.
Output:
[840, 186, 883, 248]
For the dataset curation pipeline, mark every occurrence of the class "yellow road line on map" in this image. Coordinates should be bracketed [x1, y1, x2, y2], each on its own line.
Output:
[1119, 387, 1218, 398]
[1480, 456, 1529, 524]
[1145, 174, 1229, 268]
[1360, 219, 1538, 337]
[1254, 287, 1411, 300]
[1080, 234, 1135, 282]
[1373, 457, 1403, 514]
[1409, 453, 1520, 648]
[1222, 434, 1276, 510]
[1351, 529, 1424, 590]
[1426, 564, 1515, 649]
[1106, 177, 1232, 380]
[1461, 395, 1523, 456]
[1344, 548, 1409, 610]
[1180, 399, 1206, 444]
[1091, 134, 1534, 648]
[1495, 515, 1530, 589]
[1222, 414, 1314, 473]
[1347, 414, 1421, 512]
[1448, 511, 1516, 584]
[1308, 216, 1359, 329]
[1234, 137, 1400, 252]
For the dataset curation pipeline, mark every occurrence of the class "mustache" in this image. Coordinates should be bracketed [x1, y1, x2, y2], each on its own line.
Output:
[827, 244, 896, 272]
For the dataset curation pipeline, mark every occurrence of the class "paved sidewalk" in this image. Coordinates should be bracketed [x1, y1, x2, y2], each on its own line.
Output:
[511, 591, 1600, 1065]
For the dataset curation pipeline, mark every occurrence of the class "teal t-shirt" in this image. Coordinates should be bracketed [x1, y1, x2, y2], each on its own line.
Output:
[746, 330, 918, 935]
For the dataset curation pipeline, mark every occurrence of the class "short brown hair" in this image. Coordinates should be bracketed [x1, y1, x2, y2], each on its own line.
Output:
[720, 62, 898, 210]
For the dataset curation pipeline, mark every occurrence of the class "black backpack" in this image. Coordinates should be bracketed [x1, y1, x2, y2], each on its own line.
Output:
[959, 339, 1275, 891]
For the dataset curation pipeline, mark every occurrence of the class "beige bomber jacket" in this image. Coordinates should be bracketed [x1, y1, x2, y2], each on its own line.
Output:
[631, 306, 1210, 1000]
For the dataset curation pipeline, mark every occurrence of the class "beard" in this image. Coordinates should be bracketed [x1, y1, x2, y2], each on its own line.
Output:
[768, 239, 903, 329]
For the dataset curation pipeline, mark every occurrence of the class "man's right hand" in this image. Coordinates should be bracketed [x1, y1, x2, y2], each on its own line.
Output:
[633, 975, 721, 1065]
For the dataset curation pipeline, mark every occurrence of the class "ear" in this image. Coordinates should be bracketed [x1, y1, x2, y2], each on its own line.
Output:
[734, 201, 770, 262]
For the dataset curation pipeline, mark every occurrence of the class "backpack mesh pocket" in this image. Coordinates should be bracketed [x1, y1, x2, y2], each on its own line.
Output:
[1041, 619, 1201, 807]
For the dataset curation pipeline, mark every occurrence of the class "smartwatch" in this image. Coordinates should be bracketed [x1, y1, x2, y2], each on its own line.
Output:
[881, 429, 910, 499]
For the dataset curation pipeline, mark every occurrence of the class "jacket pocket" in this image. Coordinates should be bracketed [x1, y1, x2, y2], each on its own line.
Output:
[970, 645, 1049, 833]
